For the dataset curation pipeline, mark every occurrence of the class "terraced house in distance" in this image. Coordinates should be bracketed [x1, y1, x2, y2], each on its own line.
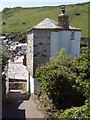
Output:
[27, 7, 81, 94]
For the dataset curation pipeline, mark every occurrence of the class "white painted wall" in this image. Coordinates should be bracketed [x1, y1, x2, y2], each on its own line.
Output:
[70, 31, 81, 58]
[30, 75, 35, 94]
[51, 31, 62, 58]
[27, 74, 37, 94]
[50, 30, 81, 58]
[27, 74, 35, 94]
[27, 74, 29, 93]
[61, 31, 71, 54]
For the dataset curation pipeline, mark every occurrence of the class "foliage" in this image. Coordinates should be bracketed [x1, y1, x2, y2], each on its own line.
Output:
[2, 8, 10, 13]
[35, 48, 90, 118]
[58, 105, 87, 119]
[36, 49, 86, 110]
[58, 100, 90, 119]
[3, 22, 6, 25]
[71, 47, 90, 98]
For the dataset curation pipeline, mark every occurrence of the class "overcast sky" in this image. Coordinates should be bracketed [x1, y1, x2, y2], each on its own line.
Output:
[0, 0, 89, 11]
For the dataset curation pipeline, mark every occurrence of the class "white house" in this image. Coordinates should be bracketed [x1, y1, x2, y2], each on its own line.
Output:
[27, 8, 81, 94]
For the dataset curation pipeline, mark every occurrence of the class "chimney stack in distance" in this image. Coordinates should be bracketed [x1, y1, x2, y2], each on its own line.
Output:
[58, 6, 69, 29]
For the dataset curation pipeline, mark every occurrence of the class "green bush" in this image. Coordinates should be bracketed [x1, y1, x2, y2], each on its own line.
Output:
[58, 105, 87, 119]
[35, 48, 90, 118]
[3, 22, 6, 25]
[35, 49, 86, 110]
[71, 48, 90, 98]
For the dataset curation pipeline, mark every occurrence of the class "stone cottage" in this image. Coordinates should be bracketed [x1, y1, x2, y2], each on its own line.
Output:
[27, 8, 81, 93]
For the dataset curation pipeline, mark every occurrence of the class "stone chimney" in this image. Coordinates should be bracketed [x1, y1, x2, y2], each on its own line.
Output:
[58, 6, 69, 29]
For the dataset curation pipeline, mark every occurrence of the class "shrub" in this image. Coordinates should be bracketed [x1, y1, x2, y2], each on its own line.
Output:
[76, 13, 80, 15]
[71, 50, 90, 98]
[58, 105, 87, 119]
[23, 22, 25, 24]
[35, 48, 90, 118]
[35, 49, 86, 110]
[2, 7, 10, 13]
[3, 22, 6, 25]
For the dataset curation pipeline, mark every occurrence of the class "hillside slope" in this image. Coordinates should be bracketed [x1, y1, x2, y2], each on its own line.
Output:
[2, 2, 88, 37]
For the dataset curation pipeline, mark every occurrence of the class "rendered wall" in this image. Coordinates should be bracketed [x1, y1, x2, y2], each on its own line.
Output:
[70, 31, 81, 58]
[51, 31, 62, 58]
[51, 30, 81, 58]
[60, 31, 71, 54]
[30, 75, 35, 94]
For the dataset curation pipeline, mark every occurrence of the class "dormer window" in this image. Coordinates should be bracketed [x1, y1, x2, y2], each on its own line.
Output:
[71, 31, 75, 40]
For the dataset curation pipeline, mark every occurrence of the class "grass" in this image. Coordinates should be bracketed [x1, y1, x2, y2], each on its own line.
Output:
[2, 2, 88, 37]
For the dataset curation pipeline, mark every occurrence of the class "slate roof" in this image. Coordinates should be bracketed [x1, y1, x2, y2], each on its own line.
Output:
[28, 18, 81, 31]
[7, 63, 28, 80]
[33, 18, 61, 29]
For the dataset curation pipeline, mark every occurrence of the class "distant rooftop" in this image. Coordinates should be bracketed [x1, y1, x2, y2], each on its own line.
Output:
[28, 18, 81, 32]
[7, 63, 28, 80]
[0, 36, 6, 40]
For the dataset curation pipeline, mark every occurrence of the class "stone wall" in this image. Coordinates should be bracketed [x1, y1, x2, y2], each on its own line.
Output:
[27, 30, 51, 77]
[33, 29, 51, 76]
[27, 32, 34, 76]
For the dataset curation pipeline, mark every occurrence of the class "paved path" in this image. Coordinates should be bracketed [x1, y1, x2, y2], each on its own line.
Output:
[3, 57, 46, 119]
[2, 90, 46, 119]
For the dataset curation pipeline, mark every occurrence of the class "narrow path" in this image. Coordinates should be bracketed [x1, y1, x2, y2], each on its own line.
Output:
[2, 90, 46, 119]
